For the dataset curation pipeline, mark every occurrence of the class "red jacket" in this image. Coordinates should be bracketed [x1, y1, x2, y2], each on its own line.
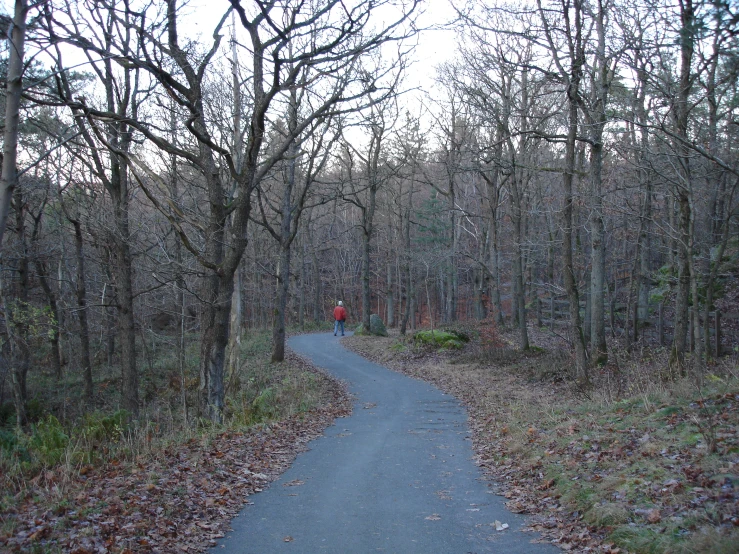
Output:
[333, 306, 347, 321]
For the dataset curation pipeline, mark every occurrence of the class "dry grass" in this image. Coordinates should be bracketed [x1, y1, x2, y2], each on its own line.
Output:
[343, 324, 739, 554]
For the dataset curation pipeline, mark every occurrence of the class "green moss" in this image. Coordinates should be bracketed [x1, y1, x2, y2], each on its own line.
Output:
[390, 342, 407, 352]
[413, 330, 465, 349]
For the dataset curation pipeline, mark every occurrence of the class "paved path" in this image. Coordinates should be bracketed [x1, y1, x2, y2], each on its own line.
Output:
[216, 333, 559, 553]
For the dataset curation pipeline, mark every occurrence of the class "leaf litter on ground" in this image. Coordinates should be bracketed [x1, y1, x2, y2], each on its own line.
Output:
[1, 352, 351, 553]
[343, 325, 739, 554]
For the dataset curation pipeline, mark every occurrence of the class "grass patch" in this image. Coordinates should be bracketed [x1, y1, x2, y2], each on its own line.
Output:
[494, 369, 739, 552]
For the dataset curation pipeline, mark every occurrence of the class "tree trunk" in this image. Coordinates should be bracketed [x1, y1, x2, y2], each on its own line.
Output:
[227, 16, 244, 371]
[298, 239, 306, 329]
[669, 0, 695, 373]
[588, 0, 609, 366]
[112, 160, 139, 415]
[72, 219, 94, 401]
[6, 187, 31, 426]
[227, 265, 243, 372]
[481, 129, 505, 326]
[511, 84, 529, 349]
[635, 64, 652, 323]
[386, 255, 394, 327]
[563, 92, 588, 383]
[688, 205, 704, 375]
[589, 138, 607, 364]
[511, 180, 529, 350]
[272, 244, 291, 362]
[400, 192, 413, 335]
[271, 87, 299, 362]
[0, 0, 28, 248]
[312, 243, 321, 323]
[0, 266, 28, 427]
[361, 221, 372, 329]
[35, 261, 62, 379]
[199, 272, 233, 423]
[489, 214, 504, 326]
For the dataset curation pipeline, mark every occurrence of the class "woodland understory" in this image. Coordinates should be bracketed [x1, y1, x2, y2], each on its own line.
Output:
[0, 0, 738, 551]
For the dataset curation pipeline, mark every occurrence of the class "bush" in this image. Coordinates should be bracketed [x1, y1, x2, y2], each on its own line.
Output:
[26, 397, 45, 423]
[29, 415, 69, 467]
[80, 410, 130, 446]
[478, 319, 504, 349]
[251, 387, 278, 422]
[0, 427, 30, 463]
[0, 402, 15, 427]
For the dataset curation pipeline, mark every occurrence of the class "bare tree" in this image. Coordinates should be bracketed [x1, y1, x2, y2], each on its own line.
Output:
[0, 0, 31, 249]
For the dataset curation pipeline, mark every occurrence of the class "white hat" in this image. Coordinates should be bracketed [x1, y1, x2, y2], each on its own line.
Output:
[338, 301, 343, 306]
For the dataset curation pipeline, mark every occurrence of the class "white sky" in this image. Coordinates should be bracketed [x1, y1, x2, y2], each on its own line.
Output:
[2, 0, 459, 135]
[178, 0, 459, 94]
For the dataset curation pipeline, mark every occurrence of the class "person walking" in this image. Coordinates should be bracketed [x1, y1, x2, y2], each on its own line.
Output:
[333, 301, 347, 336]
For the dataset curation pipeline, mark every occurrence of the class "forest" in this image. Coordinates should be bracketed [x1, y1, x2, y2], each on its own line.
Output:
[0, 0, 738, 549]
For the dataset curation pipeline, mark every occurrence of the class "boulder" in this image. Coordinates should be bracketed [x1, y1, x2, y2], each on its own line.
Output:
[369, 314, 388, 337]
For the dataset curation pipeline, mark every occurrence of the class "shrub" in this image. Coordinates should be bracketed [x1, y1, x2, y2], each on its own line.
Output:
[478, 319, 504, 349]
[252, 387, 278, 421]
[29, 415, 69, 467]
[0, 403, 15, 427]
[80, 410, 130, 446]
[26, 397, 45, 423]
[0, 427, 30, 463]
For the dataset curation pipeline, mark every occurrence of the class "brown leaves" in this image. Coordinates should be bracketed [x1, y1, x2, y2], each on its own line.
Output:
[646, 509, 662, 524]
[1, 374, 352, 553]
[505, 500, 528, 514]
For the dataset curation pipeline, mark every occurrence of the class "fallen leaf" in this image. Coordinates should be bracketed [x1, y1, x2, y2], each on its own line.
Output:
[283, 480, 305, 487]
[506, 500, 527, 513]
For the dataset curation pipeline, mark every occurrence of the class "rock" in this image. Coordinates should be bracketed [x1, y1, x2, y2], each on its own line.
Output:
[369, 314, 388, 336]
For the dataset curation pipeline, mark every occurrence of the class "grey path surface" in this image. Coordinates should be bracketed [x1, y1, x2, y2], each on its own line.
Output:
[215, 333, 559, 553]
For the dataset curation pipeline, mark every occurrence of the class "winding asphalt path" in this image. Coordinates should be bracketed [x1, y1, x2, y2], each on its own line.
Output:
[215, 333, 559, 553]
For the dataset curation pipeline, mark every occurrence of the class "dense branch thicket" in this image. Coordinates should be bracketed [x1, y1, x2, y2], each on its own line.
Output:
[0, 0, 737, 427]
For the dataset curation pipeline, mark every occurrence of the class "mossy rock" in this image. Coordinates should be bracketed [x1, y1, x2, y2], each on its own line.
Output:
[370, 314, 388, 336]
[354, 314, 388, 337]
[413, 330, 465, 349]
[441, 328, 471, 343]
